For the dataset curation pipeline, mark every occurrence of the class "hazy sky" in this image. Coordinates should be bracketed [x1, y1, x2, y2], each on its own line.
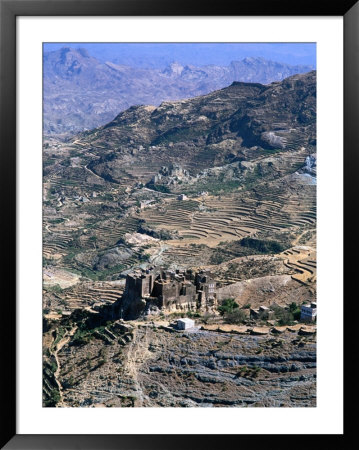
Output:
[43, 43, 316, 69]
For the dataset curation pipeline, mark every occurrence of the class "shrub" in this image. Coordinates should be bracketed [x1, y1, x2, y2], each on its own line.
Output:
[235, 365, 261, 379]
[71, 327, 92, 347]
[44, 389, 61, 407]
[272, 306, 294, 326]
[45, 284, 63, 294]
[186, 311, 200, 319]
[240, 237, 285, 254]
[289, 302, 301, 321]
[218, 298, 239, 316]
[147, 183, 171, 193]
[201, 312, 214, 324]
[49, 360, 58, 373]
[224, 309, 246, 325]
[52, 326, 66, 348]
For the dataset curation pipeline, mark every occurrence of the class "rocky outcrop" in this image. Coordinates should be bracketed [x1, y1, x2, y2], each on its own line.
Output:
[93, 246, 134, 270]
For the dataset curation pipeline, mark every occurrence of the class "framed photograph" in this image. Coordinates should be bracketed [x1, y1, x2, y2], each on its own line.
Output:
[1, 0, 355, 448]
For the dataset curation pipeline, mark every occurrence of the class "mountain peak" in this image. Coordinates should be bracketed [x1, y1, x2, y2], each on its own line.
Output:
[76, 47, 90, 58]
[242, 56, 265, 63]
[162, 61, 184, 77]
[44, 48, 315, 136]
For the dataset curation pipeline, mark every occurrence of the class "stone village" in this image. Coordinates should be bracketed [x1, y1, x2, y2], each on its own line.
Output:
[119, 266, 317, 325]
[121, 266, 217, 319]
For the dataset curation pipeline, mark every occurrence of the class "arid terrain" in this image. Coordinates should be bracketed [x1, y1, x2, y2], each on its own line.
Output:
[44, 320, 316, 408]
[44, 47, 313, 136]
[43, 70, 316, 407]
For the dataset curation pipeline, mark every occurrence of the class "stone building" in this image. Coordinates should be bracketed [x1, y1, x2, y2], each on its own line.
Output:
[300, 302, 317, 322]
[150, 164, 191, 187]
[250, 305, 275, 320]
[195, 270, 217, 310]
[122, 267, 217, 318]
[176, 318, 195, 330]
[151, 269, 197, 311]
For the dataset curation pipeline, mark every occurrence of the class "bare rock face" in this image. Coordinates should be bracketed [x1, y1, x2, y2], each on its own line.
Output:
[261, 131, 286, 149]
[94, 246, 134, 270]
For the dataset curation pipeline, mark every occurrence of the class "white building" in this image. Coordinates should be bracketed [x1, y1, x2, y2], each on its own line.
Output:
[176, 318, 195, 330]
[300, 302, 317, 322]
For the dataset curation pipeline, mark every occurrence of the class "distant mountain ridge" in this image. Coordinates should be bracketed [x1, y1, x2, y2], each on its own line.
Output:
[43, 47, 313, 136]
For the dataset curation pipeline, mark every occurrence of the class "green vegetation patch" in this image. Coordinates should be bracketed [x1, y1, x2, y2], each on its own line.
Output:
[146, 183, 171, 194]
[70, 323, 108, 347]
[235, 365, 261, 379]
[218, 298, 239, 316]
[241, 164, 263, 190]
[218, 299, 247, 325]
[44, 388, 61, 407]
[209, 236, 287, 264]
[271, 303, 301, 326]
[240, 237, 286, 254]
[153, 126, 205, 145]
[186, 179, 241, 195]
[44, 284, 64, 294]
[52, 326, 66, 349]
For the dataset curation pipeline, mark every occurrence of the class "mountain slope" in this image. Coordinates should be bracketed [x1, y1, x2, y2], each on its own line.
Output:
[73, 71, 316, 184]
[43, 71, 316, 281]
[44, 47, 313, 136]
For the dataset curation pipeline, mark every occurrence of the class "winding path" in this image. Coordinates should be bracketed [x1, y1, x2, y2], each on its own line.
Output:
[50, 326, 77, 407]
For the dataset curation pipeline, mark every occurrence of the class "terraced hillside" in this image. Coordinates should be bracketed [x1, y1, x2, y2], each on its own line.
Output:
[43, 280, 124, 317]
[43, 71, 316, 302]
[282, 246, 317, 290]
[69, 71, 315, 182]
[43, 72, 316, 407]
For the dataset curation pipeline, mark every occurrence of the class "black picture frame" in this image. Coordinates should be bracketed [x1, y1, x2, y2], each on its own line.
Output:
[1, 0, 356, 448]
